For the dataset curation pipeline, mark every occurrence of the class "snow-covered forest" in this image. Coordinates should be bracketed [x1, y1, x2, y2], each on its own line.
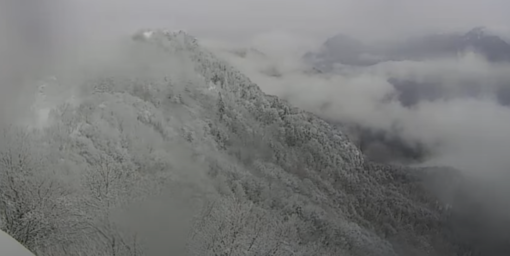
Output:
[0, 30, 498, 256]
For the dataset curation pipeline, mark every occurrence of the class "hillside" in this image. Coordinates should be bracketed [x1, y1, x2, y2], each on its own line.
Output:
[0, 30, 477, 255]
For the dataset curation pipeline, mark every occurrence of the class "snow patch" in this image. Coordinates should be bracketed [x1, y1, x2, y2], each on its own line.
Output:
[28, 76, 80, 129]
[143, 30, 154, 39]
[0, 230, 34, 256]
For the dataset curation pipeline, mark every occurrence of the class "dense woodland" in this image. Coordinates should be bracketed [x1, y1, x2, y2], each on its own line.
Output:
[0, 30, 505, 255]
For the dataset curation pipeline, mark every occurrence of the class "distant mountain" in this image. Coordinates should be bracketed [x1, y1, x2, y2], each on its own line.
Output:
[387, 27, 510, 62]
[303, 27, 510, 162]
[303, 34, 379, 70]
[306, 27, 510, 71]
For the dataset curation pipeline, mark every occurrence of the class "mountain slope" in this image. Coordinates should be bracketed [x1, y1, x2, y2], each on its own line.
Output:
[0, 30, 467, 256]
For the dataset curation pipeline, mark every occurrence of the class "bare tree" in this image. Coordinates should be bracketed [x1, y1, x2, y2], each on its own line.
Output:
[78, 153, 144, 256]
[0, 127, 74, 252]
[189, 196, 291, 256]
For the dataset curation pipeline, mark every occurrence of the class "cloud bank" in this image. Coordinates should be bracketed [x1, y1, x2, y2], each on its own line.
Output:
[2, 0, 510, 176]
[206, 34, 510, 181]
[1, 1, 510, 253]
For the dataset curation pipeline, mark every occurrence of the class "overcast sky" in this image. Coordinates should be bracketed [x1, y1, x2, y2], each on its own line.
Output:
[1, 0, 509, 128]
[1, 0, 510, 193]
[60, 0, 510, 42]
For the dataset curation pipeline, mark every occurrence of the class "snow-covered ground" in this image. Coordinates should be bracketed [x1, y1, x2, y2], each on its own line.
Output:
[27, 76, 80, 129]
[0, 230, 34, 256]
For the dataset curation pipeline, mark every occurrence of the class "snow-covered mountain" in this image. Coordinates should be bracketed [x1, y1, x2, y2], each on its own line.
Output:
[1, 29, 505, 256]
[299, 27, 510, 165]
[306, 27, 510, 71]
[304, 27, 510, 107]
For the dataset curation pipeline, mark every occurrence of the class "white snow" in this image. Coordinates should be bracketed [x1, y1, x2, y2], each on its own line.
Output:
[0, 230, 34, 256]
[28, 76, 80, 129]
[143, 30, 154, 39]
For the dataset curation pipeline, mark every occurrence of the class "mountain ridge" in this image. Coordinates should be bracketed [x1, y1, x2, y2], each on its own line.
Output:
[0, 29, 495, 256]
[306, 27, 510, 71]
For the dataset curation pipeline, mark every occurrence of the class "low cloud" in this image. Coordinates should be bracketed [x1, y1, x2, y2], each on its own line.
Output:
[2, 0, 510, 178]
[206, 32, 510, 179]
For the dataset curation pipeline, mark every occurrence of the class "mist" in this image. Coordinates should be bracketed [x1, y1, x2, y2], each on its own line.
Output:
[0, 0, 509, 193]
[1, 0, 509, 190]
[2, 1, 510, 254]
[63, 0, 510, 42]
[204, 33, 510, 253]
[208, 37, 510, 176]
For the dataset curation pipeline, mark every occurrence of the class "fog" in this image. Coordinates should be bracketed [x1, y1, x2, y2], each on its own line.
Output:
[207, 33, 510, 252]
[1, 0, 509, 176]
[1, 0, 510, 174]
[209, 38, 510, 177]
[2, 0, 510, 254]
[4, 0, 510, 43]
[62, 0, 510, 42]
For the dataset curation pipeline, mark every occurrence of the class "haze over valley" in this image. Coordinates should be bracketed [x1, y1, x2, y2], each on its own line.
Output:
[1, 1, 510, 255]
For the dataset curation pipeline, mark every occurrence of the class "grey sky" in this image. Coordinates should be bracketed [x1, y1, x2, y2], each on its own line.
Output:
[63, 0, 510, 42]
[1, 0, 510, 142]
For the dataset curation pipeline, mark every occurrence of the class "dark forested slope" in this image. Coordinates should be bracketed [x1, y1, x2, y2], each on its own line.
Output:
[0, 30, 492, 256]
